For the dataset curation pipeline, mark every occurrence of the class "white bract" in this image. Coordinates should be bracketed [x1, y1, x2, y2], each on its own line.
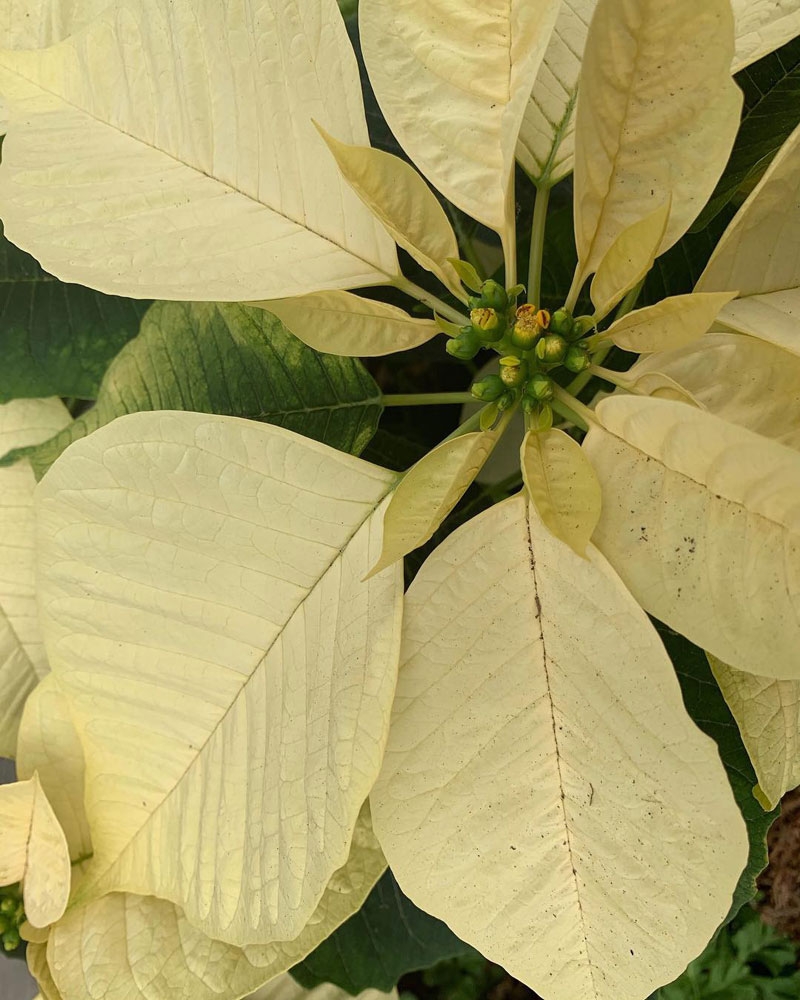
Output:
[0, 1, 797, 1000]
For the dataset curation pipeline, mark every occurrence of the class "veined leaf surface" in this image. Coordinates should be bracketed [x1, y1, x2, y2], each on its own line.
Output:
[2, 302, 383, 480]
[572, 0, 741, 287]
[0, 398, 69, 757]
[35, 411, 403, 946]
[258, 292, 438, 358]
[708, 654, 800, 811]
[16, 675, 92, 863]
[46, 809, 387, 1000]
[0, 774, 71, 928]
[517, 0, 800, 187]
[359, 0, 560, 260]
[601, 292, 736, 354]
[0, 0, 398, 301]
[585, 395, 800, 681]
[1, 0, 115, 47]
[629, 330, 800, 449]
[371, 496, 747, 1000]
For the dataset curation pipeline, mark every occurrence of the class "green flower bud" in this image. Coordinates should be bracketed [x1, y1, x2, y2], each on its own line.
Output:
[564, 344, 591, 373]
[479, 279, 508, 311]
[446, 328, 482, 360]
[0, 898, 16, 916]
[549, 307, 574, 338]
[3, 928, 20, 952]
[499, 356, 528, 388]
[526, 373, 554, 401]
[510, 304, 541, 350]
[470, 374, 506, 402]
[469, 307, 505, 342]
[571, 315, 596, 340]
[506, 283, 526, 304]
[535, 334, 568, 364]
[522, 399, 554, 430]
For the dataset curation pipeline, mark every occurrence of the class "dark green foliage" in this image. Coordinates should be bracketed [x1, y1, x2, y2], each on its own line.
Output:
[0, 226, 147, 402]
[291, 870, 476, 995]
[0, 301, 382, 476]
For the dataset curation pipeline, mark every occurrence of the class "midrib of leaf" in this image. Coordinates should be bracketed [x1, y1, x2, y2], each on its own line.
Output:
[70, 478, 392, 911]
[0, 60, 395, 283]
[525, 507, 597, 998]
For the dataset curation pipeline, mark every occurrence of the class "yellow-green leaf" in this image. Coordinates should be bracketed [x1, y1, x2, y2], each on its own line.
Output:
[0, 398, 70, 757]
[46, 808, 386, 1000]
[0, 0, 398, 300]
[572, 0, 741, 289]
[255, 291, 438, 358]
[16, 675, 92, 865]
[708, 652, 800, 811]
[367, 430, 500, 577]
[371, 496, 747, 1000]
[359, 0, 560, 264]
[36, 411, 402, 947]
[0, 774, 70, 928]
[585, 395, 800, 681]
[520, 428, 600, 557]
[698, 121, 800, 297]
[601, 292, 737, 353]
[27, 941, 62, 1000]
[590, 202, 671, 319]
[315, 127, 463, 299]
[629, 330, 800, 449]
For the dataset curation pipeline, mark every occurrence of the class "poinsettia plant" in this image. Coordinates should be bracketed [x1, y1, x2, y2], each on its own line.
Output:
[0, 1, 799, 1000]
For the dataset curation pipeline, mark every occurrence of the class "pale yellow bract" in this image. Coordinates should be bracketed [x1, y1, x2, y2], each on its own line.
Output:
[0, 0, 798, 999]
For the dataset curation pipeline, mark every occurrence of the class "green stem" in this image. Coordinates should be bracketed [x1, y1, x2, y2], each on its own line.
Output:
[382, 392, 476, 407]
[441, 408, 484, 442]
[566, 279, 644, 395]
[552, 386, 595, 432]
[527, 183, 550, 307]
[394, 276, 469, 325]
[589, 365, 630, 389]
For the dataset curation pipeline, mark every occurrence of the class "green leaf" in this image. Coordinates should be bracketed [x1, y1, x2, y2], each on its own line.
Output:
[692, 36, 800, 230]
[2, 301, 382, 477]
[290, 870, 476, 995]
[641, 209, 734, 304]
[656, 624, 778, 921]
[0, 225, 148, 402]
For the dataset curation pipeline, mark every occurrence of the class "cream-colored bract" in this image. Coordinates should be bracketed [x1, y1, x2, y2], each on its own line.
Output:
[256, 291, 438, 358]
[370, 496, 747, 1000]
[45, 808, 386, 1000]
[16, 676, 92, 864]
[629, 331, 800, 449]
[571, 0, 741, 291]
[367, 430, 500, 578]
[315, 128, 463, 299]
[0, 774, 71, 928]
[708, 653, 800, 811]
[601, 293, 737, 354]
[606, 370, 701, 406]
[0, 0, 398, 301]
[520, 429, 600, 558]
[699, 122, 800, 298]
[589, 202, 670, 319]
[249, 974, 396, 1000]
[585, 396, 800, 681]
[717, 290, 800, 358]
[517, 0, 800, 188]
[0, 0, 113, 48]
[359, 0, 560, 273]
[35, 410, 402, 947]
[0, 398, 70, 757]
